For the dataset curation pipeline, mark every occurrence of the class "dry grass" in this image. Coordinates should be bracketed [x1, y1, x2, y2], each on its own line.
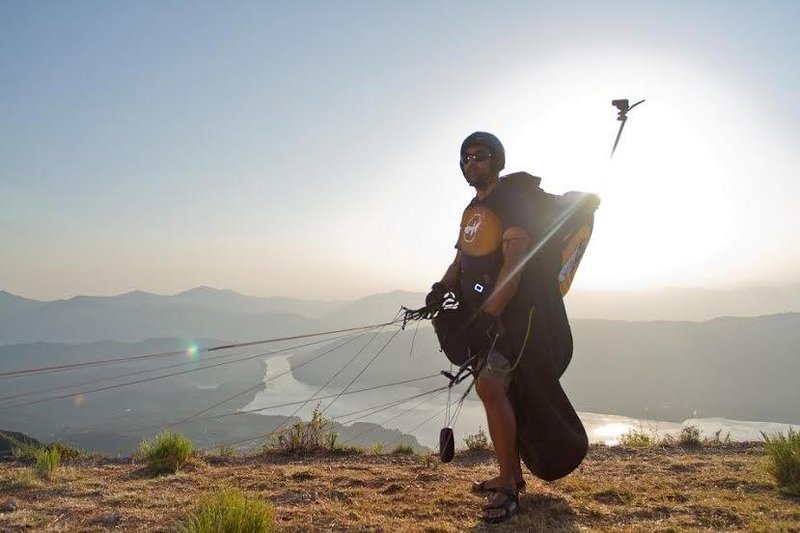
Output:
[0, 443, 798, 532]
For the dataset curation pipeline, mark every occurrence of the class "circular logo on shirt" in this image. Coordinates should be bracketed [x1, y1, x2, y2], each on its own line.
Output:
[459, 205, 501, 256]
[463, 213, 482, 243]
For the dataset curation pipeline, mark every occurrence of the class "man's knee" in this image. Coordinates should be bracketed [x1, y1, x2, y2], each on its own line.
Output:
[476, 376, 507, 404]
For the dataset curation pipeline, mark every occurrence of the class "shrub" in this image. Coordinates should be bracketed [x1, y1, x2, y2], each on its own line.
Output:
[330, 444, 365, 456]
[369, 443, 384, 455]
[326, 432, 338, 452]
[136, 432, 194, 475]
[12, 443, 36, 460]
[678, 424, 702, 446]
[34, 447, 61, 480]
[176, 488, 274, 533]
[762, 428, 800, 495]
[272, 406, 332, 454]
[392, 443, 415, 455]
[464, 428, 490, 451]
[619, 428, 657, 448]
[12, 440, 89, 461]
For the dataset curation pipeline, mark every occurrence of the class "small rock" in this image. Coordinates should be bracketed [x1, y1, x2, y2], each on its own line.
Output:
[0, 498, 18, 513]
[92, 512, 122, 527]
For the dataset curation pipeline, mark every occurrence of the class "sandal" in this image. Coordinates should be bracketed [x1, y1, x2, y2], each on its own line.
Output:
[471, 478, 526, 494]
[481, 489, 520, 524]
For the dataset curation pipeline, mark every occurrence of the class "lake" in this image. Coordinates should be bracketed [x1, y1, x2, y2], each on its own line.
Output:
[243, 353, 797, 449]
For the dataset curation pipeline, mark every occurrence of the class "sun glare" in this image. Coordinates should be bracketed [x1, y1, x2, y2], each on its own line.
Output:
[591, 422, 636, 446]
[484, 49, 758, 291]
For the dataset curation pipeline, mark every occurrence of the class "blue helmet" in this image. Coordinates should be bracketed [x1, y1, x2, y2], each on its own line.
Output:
[460, 131, 505, 174]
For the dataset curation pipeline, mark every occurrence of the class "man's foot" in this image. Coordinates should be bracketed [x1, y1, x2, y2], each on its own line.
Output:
[471, 477, 526, 494]
[481, 489, 520, 524]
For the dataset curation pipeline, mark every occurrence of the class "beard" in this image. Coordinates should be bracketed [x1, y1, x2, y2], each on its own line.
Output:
[465, 168, 492, 189]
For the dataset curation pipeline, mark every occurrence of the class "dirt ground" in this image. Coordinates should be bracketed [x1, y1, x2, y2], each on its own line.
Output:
[1, 444, 798, 532]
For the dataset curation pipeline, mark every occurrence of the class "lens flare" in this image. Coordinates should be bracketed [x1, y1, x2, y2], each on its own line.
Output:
[72, 394, 85, 407]
[185, 343, 199, 361]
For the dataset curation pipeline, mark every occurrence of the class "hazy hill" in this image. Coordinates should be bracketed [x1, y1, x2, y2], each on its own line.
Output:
[4, 284, 800, 346]
[565, 284, 800, 321]
[0, 337, 271, 453]
[0, 288, 324, 344]
[565, 312, 800, 424]
[164, 286, 344, 318]
[315, 285, 800, 325]
[0, 291, 44, 313]
[0, 429, 41, 457]
[319, 290, 425, 329]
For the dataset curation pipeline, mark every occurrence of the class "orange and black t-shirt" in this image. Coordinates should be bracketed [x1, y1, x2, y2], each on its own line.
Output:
[455, 185, 532, 308]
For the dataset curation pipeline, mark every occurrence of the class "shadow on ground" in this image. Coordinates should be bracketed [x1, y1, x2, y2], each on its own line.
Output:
[467, 492, 578, 532]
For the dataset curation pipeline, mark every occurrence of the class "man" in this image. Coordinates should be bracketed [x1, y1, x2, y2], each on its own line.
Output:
[432, 131, 533, 523]
[426, 131, 593, 523]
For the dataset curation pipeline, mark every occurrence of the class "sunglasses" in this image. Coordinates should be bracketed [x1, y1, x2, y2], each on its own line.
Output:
[460, 150, 492, 165]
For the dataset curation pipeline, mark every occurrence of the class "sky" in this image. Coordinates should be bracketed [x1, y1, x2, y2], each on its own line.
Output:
[2, 1, 799, 301]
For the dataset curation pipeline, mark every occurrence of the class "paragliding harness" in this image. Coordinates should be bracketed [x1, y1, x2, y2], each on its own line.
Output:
[402, 171, 600, 465]
[403, 171, 599, 371]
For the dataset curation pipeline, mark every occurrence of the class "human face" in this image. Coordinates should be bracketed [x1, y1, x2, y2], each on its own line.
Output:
[461, 145, 495, 189]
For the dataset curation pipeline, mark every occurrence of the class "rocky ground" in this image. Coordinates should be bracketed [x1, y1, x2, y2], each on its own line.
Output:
[1, 443, 798, 532]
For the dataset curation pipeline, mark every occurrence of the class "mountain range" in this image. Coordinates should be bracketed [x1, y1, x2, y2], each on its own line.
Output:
[1, 285, 797, 454]
[3, 284, 800, 345]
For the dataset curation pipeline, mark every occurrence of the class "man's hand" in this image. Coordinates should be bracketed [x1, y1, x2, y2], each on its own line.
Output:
[426, 282, 449, 307]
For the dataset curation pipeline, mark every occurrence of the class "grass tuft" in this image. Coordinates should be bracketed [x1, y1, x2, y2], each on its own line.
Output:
[175, 488, 274, 533]
[329, 444, 365, 456]
[463, 427, 490, 451]
[678, 424, 702, 447]
[34, 447, 61, 480]
[136, 432, 194, 475]
[271, 406, 333, 454]
[392, 443, 415, 455]
[368, 443, 385, 455]
[762, 428, 800, 495]
[619, 428, 658, 448]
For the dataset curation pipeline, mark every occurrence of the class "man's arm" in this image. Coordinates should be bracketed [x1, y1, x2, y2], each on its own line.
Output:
[483, 226, 531, 317]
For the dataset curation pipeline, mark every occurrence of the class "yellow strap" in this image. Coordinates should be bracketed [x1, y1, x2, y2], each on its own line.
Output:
[508, 306, 535, 372]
